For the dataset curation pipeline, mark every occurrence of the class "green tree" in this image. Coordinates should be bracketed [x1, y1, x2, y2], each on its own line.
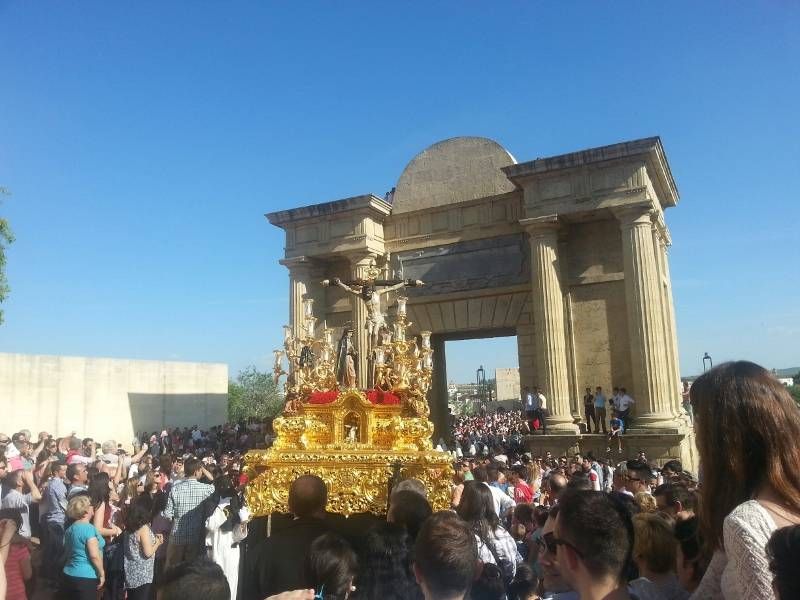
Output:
[227, 365, 284, 422]
[0, 187, 14, 325]
[793, 371, 800, 386]
[788, 385, 800, 408]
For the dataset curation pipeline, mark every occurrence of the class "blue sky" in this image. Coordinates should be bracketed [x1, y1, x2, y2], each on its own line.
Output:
[1, 2, 798, 383]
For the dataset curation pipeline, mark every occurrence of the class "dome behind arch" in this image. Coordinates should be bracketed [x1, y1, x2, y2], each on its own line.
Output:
[392, 137, 517, 214]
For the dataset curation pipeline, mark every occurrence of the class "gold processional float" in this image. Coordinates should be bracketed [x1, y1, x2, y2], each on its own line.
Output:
[244, 270, 453, 516]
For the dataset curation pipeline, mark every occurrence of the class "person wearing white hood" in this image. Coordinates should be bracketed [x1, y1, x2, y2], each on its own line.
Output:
[205, 474, 250, 600]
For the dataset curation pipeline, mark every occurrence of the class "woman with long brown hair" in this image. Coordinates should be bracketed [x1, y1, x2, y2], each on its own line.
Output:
[690, 361, 800, 599]
[456, 480, 522, 584]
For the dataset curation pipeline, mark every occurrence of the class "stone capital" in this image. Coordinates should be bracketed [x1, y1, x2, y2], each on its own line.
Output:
[612, 202, 655, 227]
[344, 250, 378, 267]
[279, 256, 318, 276]
[520, 216, 561, 238]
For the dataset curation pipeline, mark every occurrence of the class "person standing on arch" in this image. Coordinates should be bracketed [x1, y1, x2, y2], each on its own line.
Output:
[533, 386, 548, 433]
[523, 386, 537, 430]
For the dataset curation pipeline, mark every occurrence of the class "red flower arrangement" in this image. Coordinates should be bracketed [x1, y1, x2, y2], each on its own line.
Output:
[307, 390, 339, 404]
[305, 389, 401, 406]
[366, 389, 401, 405]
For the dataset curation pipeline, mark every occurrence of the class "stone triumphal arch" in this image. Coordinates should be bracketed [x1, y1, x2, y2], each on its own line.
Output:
[267, 136, 695, 468]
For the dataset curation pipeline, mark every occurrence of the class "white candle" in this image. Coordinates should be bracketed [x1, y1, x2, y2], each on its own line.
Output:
[421, 331, 431, 349]
[305, 317, 317, 338]
[303, 298, 314, 318]
[396, 296, 408, 316]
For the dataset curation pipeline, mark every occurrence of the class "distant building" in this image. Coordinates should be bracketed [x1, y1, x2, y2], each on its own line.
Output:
[495, 367, 520, 401]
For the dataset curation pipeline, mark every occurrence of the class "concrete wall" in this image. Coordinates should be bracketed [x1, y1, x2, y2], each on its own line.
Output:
[0, 353, 228, 447]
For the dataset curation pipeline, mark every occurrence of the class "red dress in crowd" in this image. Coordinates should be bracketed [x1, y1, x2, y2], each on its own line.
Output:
[4, 543, 30, 600]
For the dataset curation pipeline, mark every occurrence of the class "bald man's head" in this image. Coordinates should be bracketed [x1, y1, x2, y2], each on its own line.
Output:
[288, 474, 328, 518]
[549, 473, 568, 497]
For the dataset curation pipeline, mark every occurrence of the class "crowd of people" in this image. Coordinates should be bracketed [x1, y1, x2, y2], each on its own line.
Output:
[452, 383, 635, 460]
[2, 360, 800, 600]
[0, 423, 260, 600]
[452, 411, 531, 459]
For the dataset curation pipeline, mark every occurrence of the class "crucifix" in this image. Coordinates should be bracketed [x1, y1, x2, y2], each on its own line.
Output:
[322, 266, 424, 350]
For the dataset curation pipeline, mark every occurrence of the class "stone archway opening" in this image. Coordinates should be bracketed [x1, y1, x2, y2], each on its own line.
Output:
[428, 328, 516, 440]
[445, 334, 520, 413]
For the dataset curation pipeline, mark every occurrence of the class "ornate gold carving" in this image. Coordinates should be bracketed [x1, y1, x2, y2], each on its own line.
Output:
[245, 388, 452, 516]
[247, 286, 451, 517]
[244, 447, 453, 517]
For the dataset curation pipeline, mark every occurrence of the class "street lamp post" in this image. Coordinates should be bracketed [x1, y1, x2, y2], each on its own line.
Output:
[476, 365, 487, 411]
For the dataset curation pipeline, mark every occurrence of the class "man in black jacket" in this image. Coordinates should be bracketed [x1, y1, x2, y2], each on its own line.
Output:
[245, 475, 332, 598]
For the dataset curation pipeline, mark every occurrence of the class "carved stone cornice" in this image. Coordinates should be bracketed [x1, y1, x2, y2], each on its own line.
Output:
[503, 136, 678, 209]
[267, 194, 392, 229]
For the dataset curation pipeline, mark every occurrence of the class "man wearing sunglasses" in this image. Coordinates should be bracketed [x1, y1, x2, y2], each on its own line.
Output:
[537, 505, 578, 600]
[553, 491, 634, 600]
[625, 460, 652, 495]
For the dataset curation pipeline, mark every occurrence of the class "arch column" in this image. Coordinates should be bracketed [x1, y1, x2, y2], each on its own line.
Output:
[614, 204, 674, 429]
[522, 217, 579, 433]
[280, 257, 314, 339]
[657, 236, 685, 418]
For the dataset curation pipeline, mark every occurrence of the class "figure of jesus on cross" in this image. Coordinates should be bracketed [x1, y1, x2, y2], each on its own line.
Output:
[322, 262, 424, 350]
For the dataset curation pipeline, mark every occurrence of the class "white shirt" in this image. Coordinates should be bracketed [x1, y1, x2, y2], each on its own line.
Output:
[536, 393, 547, 410]
[1, 489, 33, 537]
[66, 453, 94, 466]
[485, 482, 515, 517]
[691, 500, 782, 600]
[617, 394, 635, 411]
